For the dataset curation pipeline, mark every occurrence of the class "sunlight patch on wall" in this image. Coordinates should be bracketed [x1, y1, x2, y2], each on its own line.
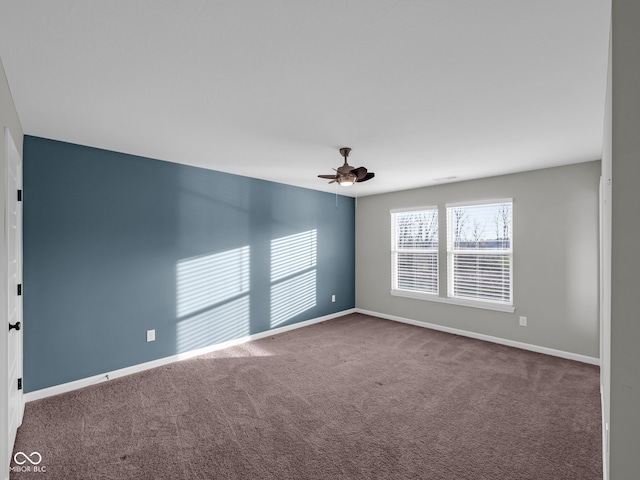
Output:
[271, 230, 317, 281]
[176, 246, 251, 353]
[176, 296, 250, 352]
[176, 246, 250, 317]
[271, 270, 316, 327]
[270, 230, 317, 328]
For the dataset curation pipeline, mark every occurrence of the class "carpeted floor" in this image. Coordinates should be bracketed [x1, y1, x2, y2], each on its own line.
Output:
[11, 313, 602, 479]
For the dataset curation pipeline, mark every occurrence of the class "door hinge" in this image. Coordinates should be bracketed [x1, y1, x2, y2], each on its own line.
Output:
[17, 189, 22, 201]
[17, 284, 22, 296]
[17, 378, 22, 390]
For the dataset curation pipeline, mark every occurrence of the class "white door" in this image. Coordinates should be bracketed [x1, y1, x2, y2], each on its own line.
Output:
[5, 128, 23, 462]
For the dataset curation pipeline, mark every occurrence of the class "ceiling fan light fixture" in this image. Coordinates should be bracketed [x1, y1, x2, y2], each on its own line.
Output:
[338, 173, 356, 186]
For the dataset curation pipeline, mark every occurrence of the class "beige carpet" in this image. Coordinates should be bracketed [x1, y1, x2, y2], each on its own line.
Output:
[11, 313, 602, 479]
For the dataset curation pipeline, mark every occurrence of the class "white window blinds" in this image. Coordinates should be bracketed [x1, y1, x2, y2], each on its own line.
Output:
[391, 208, 438, 295]
[447, 201, 512, 305]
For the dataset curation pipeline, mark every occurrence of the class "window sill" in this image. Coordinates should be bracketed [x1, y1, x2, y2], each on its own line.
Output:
[390, 289, 515, 313]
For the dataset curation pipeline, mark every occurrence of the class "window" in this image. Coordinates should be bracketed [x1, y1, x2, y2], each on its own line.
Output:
[446, 201, 512, 306]
[391, 208, 439, 295]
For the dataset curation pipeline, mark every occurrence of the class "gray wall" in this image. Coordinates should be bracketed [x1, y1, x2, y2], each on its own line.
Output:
[23, 136, 355, 392]
[611, 0, 640, 476]
[356, 161, 600, 358]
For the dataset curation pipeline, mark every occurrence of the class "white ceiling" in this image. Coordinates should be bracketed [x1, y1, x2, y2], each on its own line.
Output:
[0, 0, 611, 197]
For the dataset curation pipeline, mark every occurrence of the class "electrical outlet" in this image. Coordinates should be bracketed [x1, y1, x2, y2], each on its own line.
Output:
[519, 316, 527, 327]
[147, 329, 156, 342]
[331, 294, 336, 303]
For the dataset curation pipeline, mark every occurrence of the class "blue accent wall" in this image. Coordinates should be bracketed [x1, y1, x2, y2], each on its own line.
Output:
[23, 136, 355, 392]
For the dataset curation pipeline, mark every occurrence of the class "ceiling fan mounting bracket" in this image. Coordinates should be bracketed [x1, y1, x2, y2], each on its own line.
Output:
[339, 147, 351, 159]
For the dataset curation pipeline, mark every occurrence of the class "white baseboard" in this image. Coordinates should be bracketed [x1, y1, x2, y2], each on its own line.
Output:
[24, 308, 356, 403]
[356, 308, 601, 366]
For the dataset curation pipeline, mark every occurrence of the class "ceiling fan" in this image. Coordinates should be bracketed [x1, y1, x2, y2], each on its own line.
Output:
[318, 147, 375, 186]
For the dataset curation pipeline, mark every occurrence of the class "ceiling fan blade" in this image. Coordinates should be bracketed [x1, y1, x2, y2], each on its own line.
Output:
[356, 172, 375, 182]
[328, 180, 337, 184]
[318, 174, 337, 179]
[350, 166, 368, 180]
